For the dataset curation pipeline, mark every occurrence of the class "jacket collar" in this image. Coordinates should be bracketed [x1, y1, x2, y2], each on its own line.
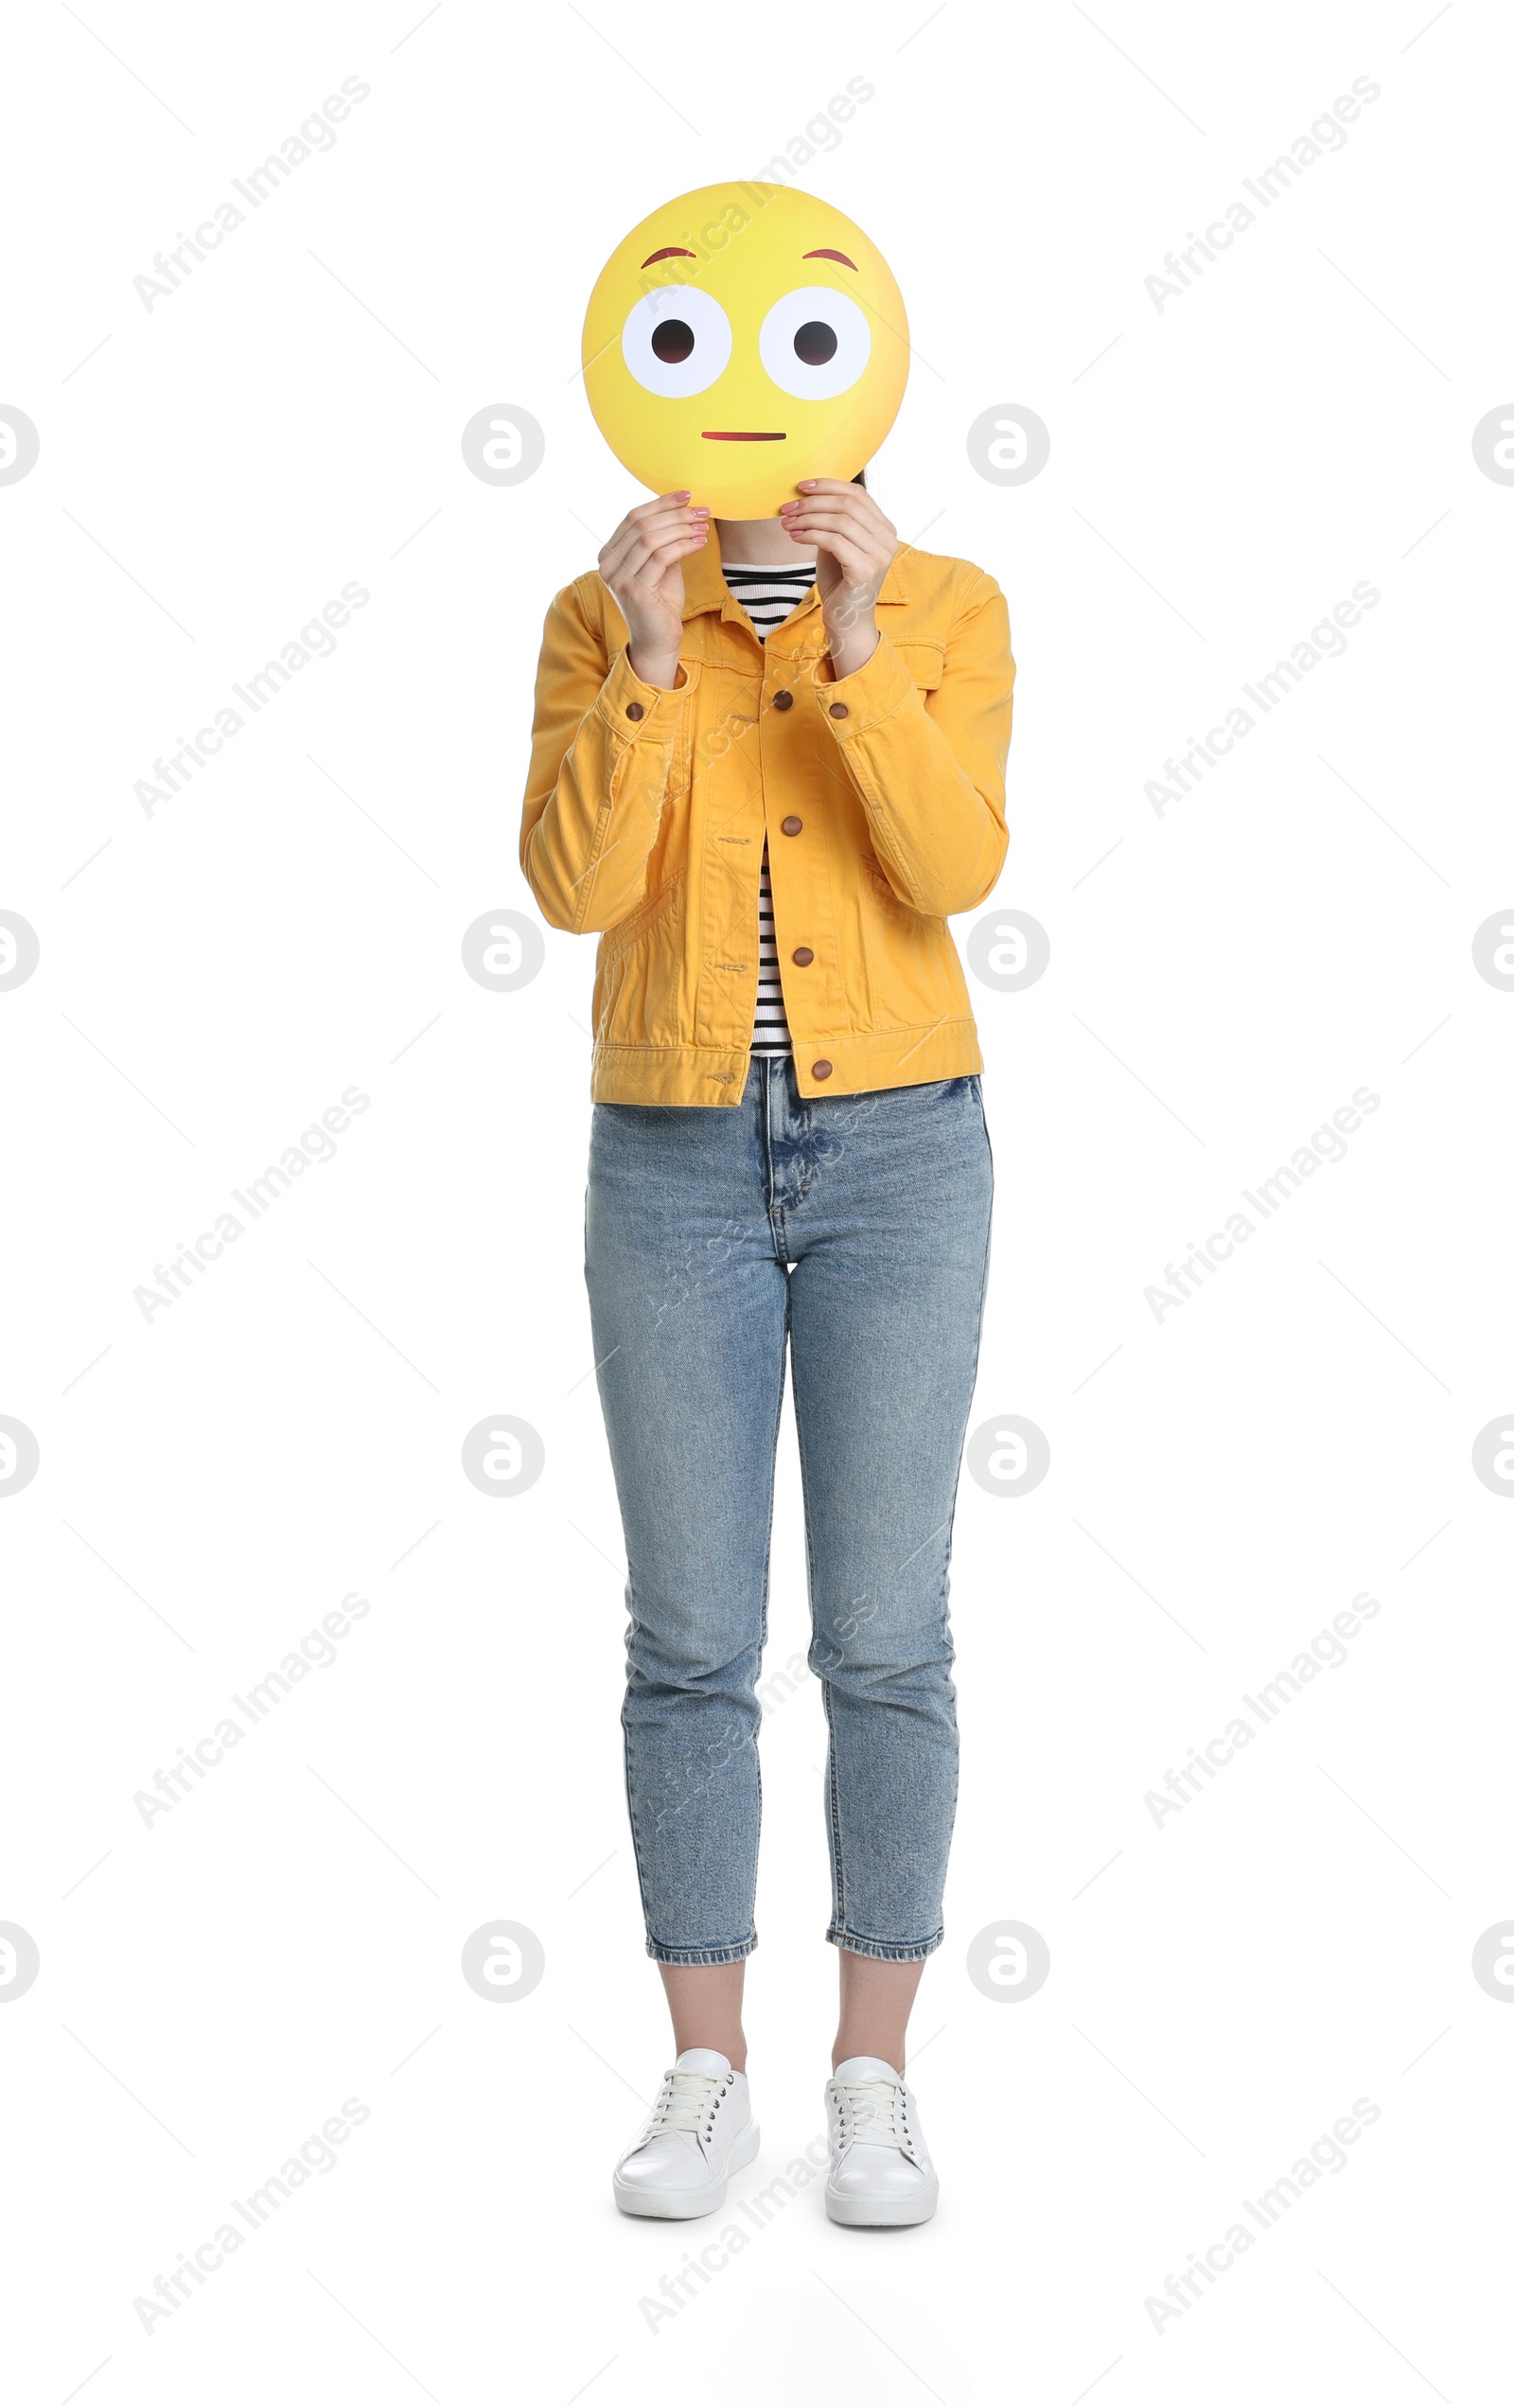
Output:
[679, 532, 911, 627]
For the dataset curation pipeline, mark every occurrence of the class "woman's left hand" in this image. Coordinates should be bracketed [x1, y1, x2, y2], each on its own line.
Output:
[779, 479, 896, 680]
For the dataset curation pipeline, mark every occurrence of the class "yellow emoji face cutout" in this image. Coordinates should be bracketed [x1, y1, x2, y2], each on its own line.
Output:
[582, 185, 909, 518]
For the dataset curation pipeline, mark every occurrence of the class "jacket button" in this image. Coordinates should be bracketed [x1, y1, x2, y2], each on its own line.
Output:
[792, 947, 815, 966]
[625, 700, 644, 720]
[829, 702, 849, 718]
[773, 689, 793, 710]
[811, 1059, 833, 1079]
[781, 815, 802, 836]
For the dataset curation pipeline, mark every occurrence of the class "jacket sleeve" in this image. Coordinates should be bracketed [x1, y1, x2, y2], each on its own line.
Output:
[816, 567, 1014, 915]
[519, 575, 702, 933]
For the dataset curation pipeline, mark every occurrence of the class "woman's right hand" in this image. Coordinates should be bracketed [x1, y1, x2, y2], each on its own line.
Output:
[598, 492, 710, 690]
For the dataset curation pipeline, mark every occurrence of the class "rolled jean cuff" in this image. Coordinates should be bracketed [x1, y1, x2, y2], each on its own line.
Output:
[828, 1923, 943, 1963]
[645, 1931, 758, 1967]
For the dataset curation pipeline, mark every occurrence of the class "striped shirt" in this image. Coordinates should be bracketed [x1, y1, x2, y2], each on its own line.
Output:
[722, 561, 817, 1058]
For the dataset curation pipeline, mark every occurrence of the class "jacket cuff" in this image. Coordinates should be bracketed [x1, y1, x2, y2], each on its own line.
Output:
[814, 629, 916, 735]
[596, 646, 699, 737]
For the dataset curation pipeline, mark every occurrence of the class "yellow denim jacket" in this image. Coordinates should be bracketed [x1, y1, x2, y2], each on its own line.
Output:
[519, 535, 1014, 1105]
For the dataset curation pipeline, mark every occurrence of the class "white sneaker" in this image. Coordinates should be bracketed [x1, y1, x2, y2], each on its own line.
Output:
[613, 2047, 760, 2220]
[824, 2055, 939, 2226]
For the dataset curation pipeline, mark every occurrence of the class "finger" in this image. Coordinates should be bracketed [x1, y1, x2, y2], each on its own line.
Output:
[808, 538, 872, 586]
[607, 500, 708, 553]
[606, 498, 708, 562]
[626, 489, 695, 521]
[633, 512, 711, 558]
[787, 477, 889, 505]
[602, 506, 708, 575]
[782, 516, 889, 559]
[620, 527, 709, 582]
[787, 485, 889, 528]
[784, 515, 891, 553]
[782, 505, 880, 529]
[782, 505, 888, 546]
[783, 489, 871, 520]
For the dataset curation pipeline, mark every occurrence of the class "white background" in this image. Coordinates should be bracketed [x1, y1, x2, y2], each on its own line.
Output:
[3, 1, 1510, 2400]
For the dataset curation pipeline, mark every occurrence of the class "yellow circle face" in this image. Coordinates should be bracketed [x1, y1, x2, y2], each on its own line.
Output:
[583, 185, 909, 519]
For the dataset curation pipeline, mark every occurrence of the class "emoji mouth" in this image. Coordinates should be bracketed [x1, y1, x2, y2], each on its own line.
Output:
[700, 430, 786, 441]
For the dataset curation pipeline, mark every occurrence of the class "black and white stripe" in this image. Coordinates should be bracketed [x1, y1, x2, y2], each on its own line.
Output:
[722, 562, 816, 642]
[722, 562, 816, 1057]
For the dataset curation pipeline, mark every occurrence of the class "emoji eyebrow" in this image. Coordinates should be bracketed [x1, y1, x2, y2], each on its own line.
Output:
[802, 248, 856, 269]
[642, 247, 697, 266]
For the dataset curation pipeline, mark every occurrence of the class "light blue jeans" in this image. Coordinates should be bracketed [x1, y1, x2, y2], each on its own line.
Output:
[585, 1056, 993, 1965]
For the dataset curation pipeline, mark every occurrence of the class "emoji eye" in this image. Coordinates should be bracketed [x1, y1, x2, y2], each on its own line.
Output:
[759, 286, 871, 400]
[622, 288, 732, 398]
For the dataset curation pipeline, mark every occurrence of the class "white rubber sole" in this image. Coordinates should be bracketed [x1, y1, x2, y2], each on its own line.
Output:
[824, 2173, 940, 2228]
[614, 2118, 761, 2220]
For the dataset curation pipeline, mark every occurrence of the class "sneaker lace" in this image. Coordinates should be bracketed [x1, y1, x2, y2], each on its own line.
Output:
[834, 2074, 909, 2149]
[646, 2066, 728, 2142]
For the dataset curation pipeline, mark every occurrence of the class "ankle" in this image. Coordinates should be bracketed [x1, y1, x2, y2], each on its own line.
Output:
[832, 2043, 904, 2075]
[677, 2037, 747, 2073]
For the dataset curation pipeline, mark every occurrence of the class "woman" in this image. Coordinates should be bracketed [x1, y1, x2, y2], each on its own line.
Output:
[520, 470, 1014, 2226]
